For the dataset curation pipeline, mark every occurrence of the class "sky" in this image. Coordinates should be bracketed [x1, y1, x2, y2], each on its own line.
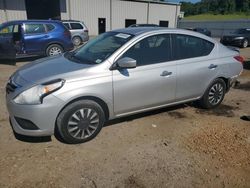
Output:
[168, 0, 201, 3]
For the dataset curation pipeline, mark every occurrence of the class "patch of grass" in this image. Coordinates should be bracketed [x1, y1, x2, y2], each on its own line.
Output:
[184, 13, 250, 21]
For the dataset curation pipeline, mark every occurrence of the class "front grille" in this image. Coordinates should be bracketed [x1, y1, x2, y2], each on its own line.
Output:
[6, 82, 17, 93]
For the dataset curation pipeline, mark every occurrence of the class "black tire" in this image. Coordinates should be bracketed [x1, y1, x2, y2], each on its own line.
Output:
[56, 100, 105, 144]
[46, 44, 64, 56]
[242, 39, 248, 48]
[72, 36, 82, 46]
[199, 78, 226, 109]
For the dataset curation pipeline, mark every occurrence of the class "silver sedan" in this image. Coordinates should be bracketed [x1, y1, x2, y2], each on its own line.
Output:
[6, 27, 243, 144]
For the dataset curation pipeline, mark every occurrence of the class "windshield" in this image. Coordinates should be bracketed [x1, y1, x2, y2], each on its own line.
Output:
[67, 31, 134, 64]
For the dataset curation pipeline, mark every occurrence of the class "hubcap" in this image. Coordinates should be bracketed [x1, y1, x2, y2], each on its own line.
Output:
[49, 46, 62, 56]
[73, 38, 81, 46]
[208, 83, 224, 105]
[67, 108, 99, 139]
[243, 40, 248, 48]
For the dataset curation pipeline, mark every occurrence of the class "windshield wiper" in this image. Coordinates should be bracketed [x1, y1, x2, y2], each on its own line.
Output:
[65, 52, 96, 65]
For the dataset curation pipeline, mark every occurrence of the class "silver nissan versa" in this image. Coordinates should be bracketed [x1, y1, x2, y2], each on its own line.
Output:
[6, 27, 243, 144]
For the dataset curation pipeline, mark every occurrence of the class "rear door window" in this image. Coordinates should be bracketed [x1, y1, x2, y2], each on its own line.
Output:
[46, 24, 55, 32]
[172, 34, 214, 60]
[25, 24, 46, 34]
[70, 23, 83, 30]
[63, 23, 70, 29]
[0, 25, 14, 34]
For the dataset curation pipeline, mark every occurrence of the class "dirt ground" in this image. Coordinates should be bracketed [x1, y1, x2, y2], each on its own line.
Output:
[0, 49, 250, 188]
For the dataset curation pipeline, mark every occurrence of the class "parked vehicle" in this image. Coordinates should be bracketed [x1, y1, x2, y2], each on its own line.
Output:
[6, 28, 243, 144]
[62, 20, 89, 46]
[193, 28, 211, 37]
[220, 28, 250, 48]
[128, 24, 159, 28]
[185, 28, 211, 37]
[0, 20, 74, 59]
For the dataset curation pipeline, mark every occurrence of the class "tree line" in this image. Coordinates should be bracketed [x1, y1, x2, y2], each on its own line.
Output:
[180, 0, 250, 16]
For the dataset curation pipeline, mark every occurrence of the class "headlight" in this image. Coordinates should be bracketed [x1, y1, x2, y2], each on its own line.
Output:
[235, 37, 244, 40]
[14, 79, 65, 105]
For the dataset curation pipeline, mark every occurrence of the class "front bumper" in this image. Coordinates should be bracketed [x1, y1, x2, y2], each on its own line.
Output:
[6, 94, 65, 137]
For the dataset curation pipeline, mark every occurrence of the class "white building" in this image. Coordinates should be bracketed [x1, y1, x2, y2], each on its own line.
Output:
[0, 0, 181, 36]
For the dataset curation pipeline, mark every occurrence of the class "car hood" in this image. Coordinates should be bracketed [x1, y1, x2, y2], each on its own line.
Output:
[13, 54, 93, 85]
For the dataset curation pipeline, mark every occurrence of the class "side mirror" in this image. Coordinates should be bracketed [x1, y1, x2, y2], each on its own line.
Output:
[116, 57, 137, 69]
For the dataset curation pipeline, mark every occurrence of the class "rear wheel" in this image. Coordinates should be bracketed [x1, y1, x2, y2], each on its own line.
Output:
[199, 78, 226, 109]
[46, 44, 63, 56]
[56, 100, 105, 144]
[242, 39, 248, 48]
[72, 36, 82, 46]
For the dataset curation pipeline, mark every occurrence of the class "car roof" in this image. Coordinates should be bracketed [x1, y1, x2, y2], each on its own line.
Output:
[110, 27, 216, 43]
[111, 27, 189, 36]
[62, 20, 82, 22]
[1, 20, 61, 25]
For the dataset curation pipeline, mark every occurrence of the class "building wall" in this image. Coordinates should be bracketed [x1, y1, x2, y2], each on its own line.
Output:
[0, 0, 180, 36]
[112, 0, 148, 30]
[60, 0, 69, 20]
[148, 3, 180, 28]
[0, 0, 6, 23]
[0, 0, 27, 23]
[63, 0, 111, 36]
[62, 0, 180, 35]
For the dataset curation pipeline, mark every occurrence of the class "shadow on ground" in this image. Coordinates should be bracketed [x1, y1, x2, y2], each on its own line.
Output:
[0, 57, 42, 65]
[0, 59, 16, 66]
[195, 104, 239, 117]
[234, 81, 250, 91]
[244, 61, 250, 70]
[13, 131, 52, 143]
[106, 104, 188, 127]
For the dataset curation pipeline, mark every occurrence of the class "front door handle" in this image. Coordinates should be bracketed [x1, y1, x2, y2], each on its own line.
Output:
[161, 71, 172, 77]
[208, 64, 218, 69]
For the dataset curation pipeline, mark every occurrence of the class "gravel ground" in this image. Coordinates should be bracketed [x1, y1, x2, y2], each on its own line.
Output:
[0, 49, 249, 188]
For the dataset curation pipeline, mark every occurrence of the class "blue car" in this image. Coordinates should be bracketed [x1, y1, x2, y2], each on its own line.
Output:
[0, 20, 74, 60]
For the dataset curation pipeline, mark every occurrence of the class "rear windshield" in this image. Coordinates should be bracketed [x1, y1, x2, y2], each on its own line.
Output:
[66, 31, 134, 64]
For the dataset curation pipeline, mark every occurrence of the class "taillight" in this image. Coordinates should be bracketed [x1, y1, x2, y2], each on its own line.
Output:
[64, 30, 71, 39]
[234, 55, 244, 64]
[84, 29, 88, 33]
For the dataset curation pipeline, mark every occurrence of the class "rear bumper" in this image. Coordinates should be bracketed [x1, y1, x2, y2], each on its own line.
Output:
[64, 43, 74, 51]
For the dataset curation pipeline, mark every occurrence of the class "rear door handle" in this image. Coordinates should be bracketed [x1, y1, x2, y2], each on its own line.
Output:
[161, 71, 172, 77]
[208, 64, 218, 69]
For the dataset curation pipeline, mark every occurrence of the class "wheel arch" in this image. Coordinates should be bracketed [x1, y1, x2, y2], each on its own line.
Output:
[218, 76, 230, 92]
[201, 76, 230, 98]
[45, 42, 65, 54]
[57, 96, 110, 122]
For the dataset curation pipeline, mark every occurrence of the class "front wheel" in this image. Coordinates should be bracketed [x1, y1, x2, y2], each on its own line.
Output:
[56, 100, 105, 144]
[199, 78, 226, 109]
